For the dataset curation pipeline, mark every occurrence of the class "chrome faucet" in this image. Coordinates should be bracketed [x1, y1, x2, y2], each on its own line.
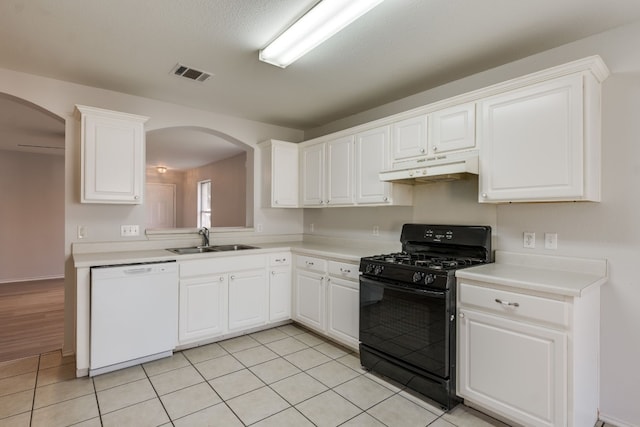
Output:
[199, 227, 210, 247]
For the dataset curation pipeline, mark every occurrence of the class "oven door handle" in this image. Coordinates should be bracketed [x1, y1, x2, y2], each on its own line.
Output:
[360, 277, 446, 298]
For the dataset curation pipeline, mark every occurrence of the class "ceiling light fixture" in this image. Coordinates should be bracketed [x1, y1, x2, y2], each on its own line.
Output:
[259, 0, 384, 68]
[156, 166, 167, 174]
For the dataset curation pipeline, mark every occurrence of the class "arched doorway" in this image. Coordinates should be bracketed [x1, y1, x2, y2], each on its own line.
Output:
[0, 93, 66, 361]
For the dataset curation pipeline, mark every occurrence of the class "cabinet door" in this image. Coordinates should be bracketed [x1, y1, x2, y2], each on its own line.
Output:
[327, 277, 359, 350]
[294, 270, 325, 331]
[272, 142, 299, 207]
[228, 268, 267, 331]
[429, 102, 476, 154]
[301, 143, 325, 206]
[355, 126, 392, 204]
[478, 75, 584, 202]
[269, 266, 292, 322]
[179, 275, 227, 344]
[458, 308, 567, 427]
[326, 136, 355, 205]
[77, 105, 147, 204]
[392, 115, 428, 161]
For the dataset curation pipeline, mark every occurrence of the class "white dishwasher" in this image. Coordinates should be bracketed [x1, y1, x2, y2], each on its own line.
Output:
[90, 261, 178, 376]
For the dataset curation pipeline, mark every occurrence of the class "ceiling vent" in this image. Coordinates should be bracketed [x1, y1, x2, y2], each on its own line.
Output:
[171, 63, 212, 82]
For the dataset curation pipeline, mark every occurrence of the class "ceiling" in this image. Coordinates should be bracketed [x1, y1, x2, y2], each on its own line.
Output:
[2, 0, 640, 133]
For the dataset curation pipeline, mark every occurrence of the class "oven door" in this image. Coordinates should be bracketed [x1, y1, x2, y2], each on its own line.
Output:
[359, 275, 450, 379]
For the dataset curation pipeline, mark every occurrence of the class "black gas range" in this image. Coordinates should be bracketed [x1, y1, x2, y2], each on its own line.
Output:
[359, 224, 492, 410]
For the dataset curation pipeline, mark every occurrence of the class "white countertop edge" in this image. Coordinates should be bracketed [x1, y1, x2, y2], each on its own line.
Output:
[72, 239, 393, 268]
[457, 251, 608, 297]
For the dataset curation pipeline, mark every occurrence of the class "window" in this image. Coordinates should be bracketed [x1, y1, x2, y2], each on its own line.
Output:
[197, 180, 211, 228]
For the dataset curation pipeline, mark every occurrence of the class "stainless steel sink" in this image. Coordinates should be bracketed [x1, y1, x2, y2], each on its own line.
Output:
[166, 246, 218, 254]
[167, 244, 259, 254]
[209, 244, 260, 251]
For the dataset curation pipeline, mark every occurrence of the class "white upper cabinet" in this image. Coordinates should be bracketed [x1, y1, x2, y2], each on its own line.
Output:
[260, 140, 299, 207]
[301, 136, 356, 207]
[75, 105, 148, 204]
[478, 71, 602, 203]
[301, 143, 325, 206]
[391, 115, 428, 161]
[356, 126, 392, 204]
[326, 136, 355, 206]
[429, 102, 476, 154]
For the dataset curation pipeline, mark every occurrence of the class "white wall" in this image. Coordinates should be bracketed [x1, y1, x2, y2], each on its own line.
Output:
[304, 20, 640, 427]
[0, 150, 65, 282]
[0, 69, 305, 358]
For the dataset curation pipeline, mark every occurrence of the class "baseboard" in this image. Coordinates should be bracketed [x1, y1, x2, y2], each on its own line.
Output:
[599, 413, 637, 427]
[0, 275, 64, 284]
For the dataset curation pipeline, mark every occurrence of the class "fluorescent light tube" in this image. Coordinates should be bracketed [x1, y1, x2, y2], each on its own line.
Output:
[259, 0, 384, 68]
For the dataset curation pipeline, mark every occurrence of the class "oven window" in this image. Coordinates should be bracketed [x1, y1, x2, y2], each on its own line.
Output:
[360, 277, 449, 378]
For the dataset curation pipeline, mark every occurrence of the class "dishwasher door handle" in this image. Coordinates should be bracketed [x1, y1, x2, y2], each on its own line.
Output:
[123, 267, 153, 275]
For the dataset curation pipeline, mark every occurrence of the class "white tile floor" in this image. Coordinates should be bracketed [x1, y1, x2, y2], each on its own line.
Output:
[0, 324, 542, 426]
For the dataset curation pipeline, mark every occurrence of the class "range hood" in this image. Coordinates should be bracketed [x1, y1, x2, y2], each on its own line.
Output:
[379, 150, 479, 184]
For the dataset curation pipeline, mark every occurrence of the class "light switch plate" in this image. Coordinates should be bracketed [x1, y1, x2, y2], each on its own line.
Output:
[545, 233, 558, 249]
[121, 225, 139, 237]
[523, 232, 535, 248]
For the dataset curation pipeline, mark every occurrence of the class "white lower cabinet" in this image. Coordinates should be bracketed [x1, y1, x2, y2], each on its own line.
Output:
[178, 254, 274, 346]
[293, 255, 359, 350]
[179, 275, 227, 344]
[294, 269, 325, 331]
[269, 253, 292, 322]
[457, 279, 600, 427]
[326, 276, 359, 349]
[228, 268, 267, 331]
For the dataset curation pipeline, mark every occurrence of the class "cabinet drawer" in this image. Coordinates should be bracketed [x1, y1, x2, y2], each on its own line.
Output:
[328, 261, 359, 281]
[295, 255, 327, 273]
[180, 255, 267, 278]
[458, 282, 568, 328]
[270, 252, 291, 266]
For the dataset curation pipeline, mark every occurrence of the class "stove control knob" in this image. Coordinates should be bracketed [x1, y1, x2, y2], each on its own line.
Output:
[374, 265, 384, 275]
[424, 274, 435, 285]
[365, 264, 374, 274]
[412, 272, 423, 283]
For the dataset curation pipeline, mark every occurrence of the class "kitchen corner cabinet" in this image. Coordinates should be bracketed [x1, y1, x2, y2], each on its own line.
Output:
[457, 279, 600, 427]
[260, 140, 299, 208]
[478, 72, 602, 203]
[293, 254, 359, 350]
[75, 105, 148, 204]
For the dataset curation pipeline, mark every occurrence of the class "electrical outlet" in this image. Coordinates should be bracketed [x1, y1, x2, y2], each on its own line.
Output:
[256, 223, 263, 232]
[373, 226, 380, 236]
[121, 225, 139, 237]
[310, 223, 314, 232]
[78, 225, 87, 239]
[523, 232, 535, 248]
[545, 233, 558, 249]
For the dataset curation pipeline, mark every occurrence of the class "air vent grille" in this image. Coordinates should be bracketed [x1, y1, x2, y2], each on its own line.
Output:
[171, 63, 212, 82]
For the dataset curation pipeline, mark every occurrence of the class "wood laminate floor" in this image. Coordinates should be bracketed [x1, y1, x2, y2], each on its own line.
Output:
[0, 278, 64, 362]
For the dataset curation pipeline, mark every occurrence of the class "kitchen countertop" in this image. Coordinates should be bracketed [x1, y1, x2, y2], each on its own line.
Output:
[455, 250, 608, 297]
[73, 239, 397, 268]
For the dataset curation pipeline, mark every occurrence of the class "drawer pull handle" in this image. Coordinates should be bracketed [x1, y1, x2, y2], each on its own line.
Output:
[495, 298, 519, 307]
[306, 261, 314, 266]
[340, 268, 351, 273]
[275, 258, 285, 262]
